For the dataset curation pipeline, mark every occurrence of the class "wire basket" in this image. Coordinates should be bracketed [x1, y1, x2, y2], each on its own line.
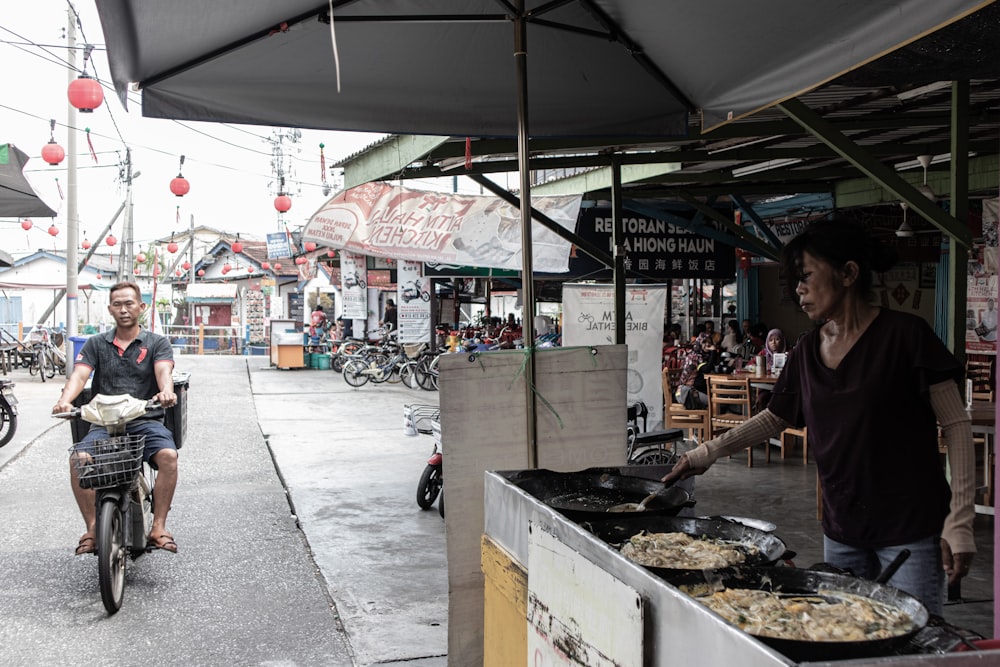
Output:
[71, 434, 146, 490]
[403, 343, 427, 359]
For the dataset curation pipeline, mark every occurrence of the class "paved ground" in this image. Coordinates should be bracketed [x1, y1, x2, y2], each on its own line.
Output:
[0, 355, 446, 667]
[2, 353, 993, 664]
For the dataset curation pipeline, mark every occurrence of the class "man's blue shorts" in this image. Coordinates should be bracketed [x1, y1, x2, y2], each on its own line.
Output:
[74, 419, 176, 468]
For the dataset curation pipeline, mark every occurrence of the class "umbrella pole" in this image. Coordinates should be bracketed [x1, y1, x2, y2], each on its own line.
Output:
[514, 2, 537, 469]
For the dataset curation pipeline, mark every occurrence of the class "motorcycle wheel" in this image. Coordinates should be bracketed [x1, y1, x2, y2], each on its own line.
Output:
[416, 464, 442, 509]
[438, 490, 445, 518]
[0, 400, 16, 447]
[420, 291, 430, 302]
[342, 359, 371, 387]
[97, 498, 127, 614]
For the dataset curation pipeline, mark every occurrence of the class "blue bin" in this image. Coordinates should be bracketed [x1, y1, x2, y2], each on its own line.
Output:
[69, 335, 91, 363]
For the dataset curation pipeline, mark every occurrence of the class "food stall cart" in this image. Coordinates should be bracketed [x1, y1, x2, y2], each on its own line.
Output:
[269, 318, 304, 369]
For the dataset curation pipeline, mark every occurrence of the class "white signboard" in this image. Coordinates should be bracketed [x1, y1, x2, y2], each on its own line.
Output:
[340, 251, 368, 320]
[527, 524, 643, 666]
[562, 284, 667, 429]
[397, 260, 431, 344]
[302, 182, 582, 273]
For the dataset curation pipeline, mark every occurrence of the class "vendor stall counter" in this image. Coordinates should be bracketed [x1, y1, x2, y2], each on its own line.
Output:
[269, 319, 304, 369]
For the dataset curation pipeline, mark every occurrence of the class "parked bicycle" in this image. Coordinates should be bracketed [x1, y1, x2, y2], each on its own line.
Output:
[24, 326, 65, 381]
[0, 379, 18, 447]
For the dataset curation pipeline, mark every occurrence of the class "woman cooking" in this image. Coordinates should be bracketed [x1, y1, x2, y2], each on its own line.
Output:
[663, 217, 975, 615]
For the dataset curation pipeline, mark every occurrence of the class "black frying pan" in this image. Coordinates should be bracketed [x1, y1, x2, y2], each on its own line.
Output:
[581, 515, 793, 575]
[665, 565, 929, 662]
[505, 468, 695, 522]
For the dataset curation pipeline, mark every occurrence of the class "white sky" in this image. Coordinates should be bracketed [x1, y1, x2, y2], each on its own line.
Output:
[0, 1, 497, 258]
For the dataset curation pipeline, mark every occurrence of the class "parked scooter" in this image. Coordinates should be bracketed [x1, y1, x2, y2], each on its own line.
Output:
[400, 279, 430, 303]
[0, 379, 18, 447]
[405, 403, 443, 517]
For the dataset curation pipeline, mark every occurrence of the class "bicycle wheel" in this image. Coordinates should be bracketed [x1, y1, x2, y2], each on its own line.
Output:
[416, 355, 439, 391]
[399, 361, 419, 389]
[384, 358, 406, 384]
[43, 350, 56, 379]
[0, 400, 16, 447]
[416, 463, 442, 509]
[342, 359, 371, 387]
[629, 447, 677, 467]
[426, 354, 441, 391]
[27, 352, 39, 376]
[97, 498, 127, 614]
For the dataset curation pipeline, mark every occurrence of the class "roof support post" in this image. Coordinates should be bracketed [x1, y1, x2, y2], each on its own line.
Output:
[611, 155, 626, 344]
[948, 80, 970, 360]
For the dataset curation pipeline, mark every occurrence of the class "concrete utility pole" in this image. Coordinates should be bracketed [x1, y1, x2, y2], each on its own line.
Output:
[65, 8, 79, 371]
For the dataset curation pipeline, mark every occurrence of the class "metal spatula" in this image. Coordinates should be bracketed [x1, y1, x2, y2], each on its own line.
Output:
[608, 477, 679, 513]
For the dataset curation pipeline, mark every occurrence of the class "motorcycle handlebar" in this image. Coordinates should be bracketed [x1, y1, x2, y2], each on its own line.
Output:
[53, 399, 162, 420]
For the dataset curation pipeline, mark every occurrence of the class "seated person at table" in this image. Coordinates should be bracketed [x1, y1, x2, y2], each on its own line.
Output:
[720, 319, 742, 354]
[675, 332, 715, 409]
[763, 328, 788, 373]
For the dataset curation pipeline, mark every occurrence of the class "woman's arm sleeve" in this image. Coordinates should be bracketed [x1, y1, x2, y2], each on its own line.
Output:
[686, 409, 790, 470]
[932, 380, 977, 554]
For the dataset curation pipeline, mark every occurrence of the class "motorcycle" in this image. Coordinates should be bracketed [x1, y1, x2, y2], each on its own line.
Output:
[400, 279, 430, 303]
[55, 393, 174, 614]
[344, 271, 367, 290]
[405, 404, 443, 517]
[0, 379, 18, 447]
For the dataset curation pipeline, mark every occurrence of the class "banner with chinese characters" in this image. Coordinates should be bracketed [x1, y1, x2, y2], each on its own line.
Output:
[397, 260, 431, 344]
[562, 283, 667, 429]
[302, 182, 582, 273]
[340, 251, 368, 320]
[566, 207, 735, 279]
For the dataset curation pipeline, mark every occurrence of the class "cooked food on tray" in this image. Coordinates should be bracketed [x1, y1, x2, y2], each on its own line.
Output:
[619, 531, 757, 569]
[685, 587, 915, 642]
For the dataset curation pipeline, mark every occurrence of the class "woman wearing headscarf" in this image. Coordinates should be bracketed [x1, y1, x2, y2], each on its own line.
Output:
[763, 328, 788, 373]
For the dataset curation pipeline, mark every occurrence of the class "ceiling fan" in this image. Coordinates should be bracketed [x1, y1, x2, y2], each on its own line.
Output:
[889, 155, 937, 237]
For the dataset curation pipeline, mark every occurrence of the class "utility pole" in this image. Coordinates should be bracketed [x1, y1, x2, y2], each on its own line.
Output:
[65, 8, 79, 371]
[118, 149, 136, 278]
[189, 213, 195, 283]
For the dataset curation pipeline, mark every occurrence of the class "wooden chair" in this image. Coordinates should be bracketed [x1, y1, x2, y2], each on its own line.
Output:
[706, 374, 766, 467]
[769, 426, 809, 464]
[662, 368, 709, 446]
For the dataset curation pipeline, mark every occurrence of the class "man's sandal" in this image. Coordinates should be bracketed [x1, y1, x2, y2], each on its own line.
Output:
[75, 536, 96, 555]
[147, 533, 178, 553]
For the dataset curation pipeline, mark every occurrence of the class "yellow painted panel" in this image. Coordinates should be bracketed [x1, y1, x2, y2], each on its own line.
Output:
[482, 535, 527, 667]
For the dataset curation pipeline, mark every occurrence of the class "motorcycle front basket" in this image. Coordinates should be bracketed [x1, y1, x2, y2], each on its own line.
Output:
[71, 434, 145, 490]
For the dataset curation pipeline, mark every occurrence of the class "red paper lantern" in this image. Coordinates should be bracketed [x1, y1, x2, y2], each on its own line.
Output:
[48, 224, 59, 236]
[231, 240, 243, 253]
[96, 272, 102, 280]
[169, 155, 189, 197]
[222, 263, 232, 274]
[182, 261, 191, 270]
[274, 194, 292, 213]
[247, 266, 254, 273]
[304, 241, 317, 252]
[106, 234, 117, 247]
[167, 241, 179, 253]
[327, 250, 336, 258]
[261, 261, 271, 270]
[175, 269, 182, 277]
[20, 219, 32, 231]
[136, 252, 146, 263]
[67, 74, 104, 112]
[133, 268, 140, 276]
[197, 269, 205, 277]
[295, 256, 307, 265]
[273, 263, 282, 271]
[41, 141, 65, 166]
[81, 238, 91, 250]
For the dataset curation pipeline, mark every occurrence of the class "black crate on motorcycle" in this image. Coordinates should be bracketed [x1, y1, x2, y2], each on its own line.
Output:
[72, 434, 145, 489]
[70, 372, 191, 449]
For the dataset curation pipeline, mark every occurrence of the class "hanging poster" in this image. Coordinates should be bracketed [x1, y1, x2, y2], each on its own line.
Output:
[340, 251, 368, 320]
[562, 283, 667, 429]
[302, 182, 582, 273]
[397, 260, 431, 344]
[266, 231, 292, 259]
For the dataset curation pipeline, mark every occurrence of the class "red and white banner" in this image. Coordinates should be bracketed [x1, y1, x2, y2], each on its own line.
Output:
[397, 260, 431, 344]
[303, 182, 582, 273]
[340, 251, 368, 320]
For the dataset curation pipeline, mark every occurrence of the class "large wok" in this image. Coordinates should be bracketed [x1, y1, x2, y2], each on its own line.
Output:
[505, 468, 694, 522]
[666, 565, 929, 662]
[581, 515, 793, 576]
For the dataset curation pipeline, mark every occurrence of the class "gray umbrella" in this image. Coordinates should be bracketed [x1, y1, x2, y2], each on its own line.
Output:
[0, 143, 56, 219]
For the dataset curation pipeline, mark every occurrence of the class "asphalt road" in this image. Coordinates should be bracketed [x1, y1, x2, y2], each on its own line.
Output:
[0, 355, 446, 667]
